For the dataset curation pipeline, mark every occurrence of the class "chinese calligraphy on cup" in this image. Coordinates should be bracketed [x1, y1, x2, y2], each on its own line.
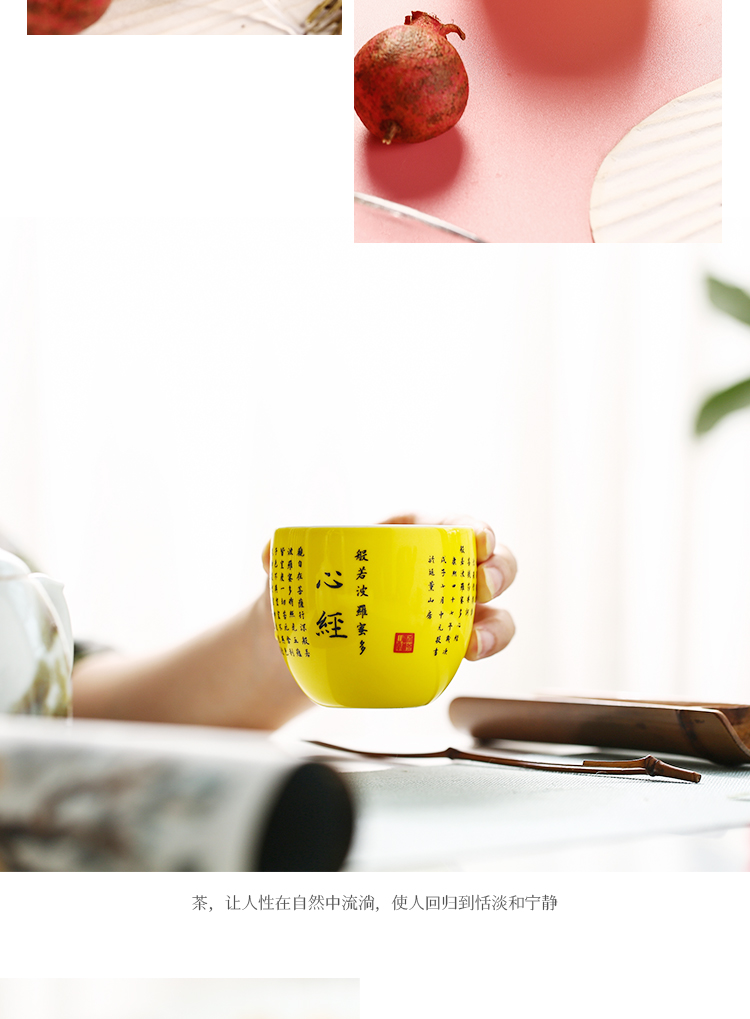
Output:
[270, 526, 477, 708]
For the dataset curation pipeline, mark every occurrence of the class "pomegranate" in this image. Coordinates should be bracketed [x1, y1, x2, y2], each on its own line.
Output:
[354, 11, 469, 145]
[27, 0, 112, 34]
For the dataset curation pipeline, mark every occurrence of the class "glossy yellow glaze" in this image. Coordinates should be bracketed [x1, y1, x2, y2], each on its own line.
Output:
[270, 525, 476, 708]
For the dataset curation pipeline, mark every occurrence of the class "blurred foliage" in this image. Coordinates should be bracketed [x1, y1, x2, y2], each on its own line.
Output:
[695, 277, 750, 435]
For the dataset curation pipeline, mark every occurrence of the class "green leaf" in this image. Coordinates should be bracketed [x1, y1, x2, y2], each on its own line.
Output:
[695, 377, 750, 434]
[707, 277, 750, 327]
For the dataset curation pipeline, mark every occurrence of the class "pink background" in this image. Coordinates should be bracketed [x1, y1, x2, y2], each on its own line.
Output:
[353, 0, 721, 242]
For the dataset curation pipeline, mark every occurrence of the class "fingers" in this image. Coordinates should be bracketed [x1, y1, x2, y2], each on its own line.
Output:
[476, 545, 518, 603]
[465, 604, 516, 661]
[261, 539, 271, 575]
[379, 513, 419, 525]
[378, 512, 498, 564]
[440, 514, 496, 562]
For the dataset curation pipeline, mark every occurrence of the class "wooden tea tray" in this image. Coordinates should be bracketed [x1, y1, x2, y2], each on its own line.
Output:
[449, 696, 750, 767]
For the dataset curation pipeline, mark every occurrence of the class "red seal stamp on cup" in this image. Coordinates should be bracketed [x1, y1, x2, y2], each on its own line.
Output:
[393, 633, 415, 653]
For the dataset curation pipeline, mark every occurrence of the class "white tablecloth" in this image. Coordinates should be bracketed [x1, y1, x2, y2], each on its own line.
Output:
[337, 754, 750, 871]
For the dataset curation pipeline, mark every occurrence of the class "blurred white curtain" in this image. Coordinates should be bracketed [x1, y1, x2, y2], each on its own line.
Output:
[2, 220, 749, 741]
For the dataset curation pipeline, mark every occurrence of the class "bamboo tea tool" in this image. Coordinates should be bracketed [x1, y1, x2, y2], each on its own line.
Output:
[307, 741, 701, 783]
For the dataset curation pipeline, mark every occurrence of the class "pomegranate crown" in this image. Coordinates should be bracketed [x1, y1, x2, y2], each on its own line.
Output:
[404, 11, 466, 40]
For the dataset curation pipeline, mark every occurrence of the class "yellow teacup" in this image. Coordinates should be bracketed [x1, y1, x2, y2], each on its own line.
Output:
[270, 525, 477, 708]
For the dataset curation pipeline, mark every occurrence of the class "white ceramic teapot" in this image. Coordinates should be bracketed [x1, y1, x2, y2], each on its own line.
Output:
[0, 547, 74, 716]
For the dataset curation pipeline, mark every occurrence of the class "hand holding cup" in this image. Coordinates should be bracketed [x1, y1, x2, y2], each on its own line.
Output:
[267, 514, 516, 709]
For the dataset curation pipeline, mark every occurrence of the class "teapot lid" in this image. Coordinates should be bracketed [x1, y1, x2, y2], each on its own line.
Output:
[0, 547, 31, 579]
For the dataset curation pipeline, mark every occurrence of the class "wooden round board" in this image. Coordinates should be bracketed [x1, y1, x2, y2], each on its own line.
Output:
[590, 79, 721, 243]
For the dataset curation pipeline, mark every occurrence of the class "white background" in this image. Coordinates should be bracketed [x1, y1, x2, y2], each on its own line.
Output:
[0, 873, 748, 1016]
[0, 977, 356, 1019]
[1, 0, 750, 1013]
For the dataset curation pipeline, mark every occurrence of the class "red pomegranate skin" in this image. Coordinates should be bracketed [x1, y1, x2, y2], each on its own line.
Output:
[354, 11, 469, 145]
[27, 0, 112, 34]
